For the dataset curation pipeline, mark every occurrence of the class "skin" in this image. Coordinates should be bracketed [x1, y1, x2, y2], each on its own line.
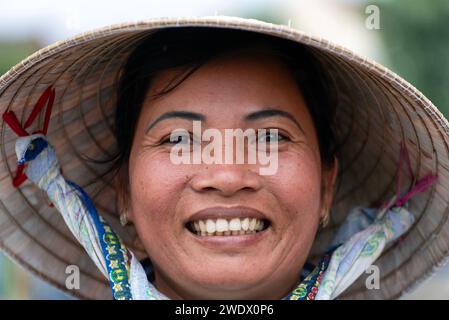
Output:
[117, 49, 338, 299]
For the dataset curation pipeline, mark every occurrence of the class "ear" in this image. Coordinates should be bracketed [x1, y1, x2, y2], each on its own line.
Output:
[114, 164, 133, 222]
[321, 156, 339, 220]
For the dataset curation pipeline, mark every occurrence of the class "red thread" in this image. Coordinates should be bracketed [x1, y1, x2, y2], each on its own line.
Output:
[12, 164, 27, 187]
[2, 86, 55, 191]
[2, 111, 29, 136]
[23, 86, 53, 131]
[394, 141, 438, 207]
[396, 174, 438, 207]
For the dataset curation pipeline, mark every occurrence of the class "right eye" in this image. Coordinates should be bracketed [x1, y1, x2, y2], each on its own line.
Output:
[170, 134, 190, 144]
[161, 131, 192, 145]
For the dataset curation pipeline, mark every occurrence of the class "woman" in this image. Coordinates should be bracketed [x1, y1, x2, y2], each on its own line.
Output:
[0, 17, 447, 300]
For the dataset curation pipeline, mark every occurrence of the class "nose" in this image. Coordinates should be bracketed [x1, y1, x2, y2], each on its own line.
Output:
[190, 164, 263, 197]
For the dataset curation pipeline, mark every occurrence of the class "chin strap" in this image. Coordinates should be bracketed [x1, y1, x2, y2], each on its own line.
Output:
[313, 141, 438, 300]
[4, 87, 134, 299]
[2, 86, 55, 188]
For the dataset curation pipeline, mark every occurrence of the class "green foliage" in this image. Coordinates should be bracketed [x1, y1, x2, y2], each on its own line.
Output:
[238, 6, 287, 26]
[0, 41, 41, 75]
[365, 0, 449, 116]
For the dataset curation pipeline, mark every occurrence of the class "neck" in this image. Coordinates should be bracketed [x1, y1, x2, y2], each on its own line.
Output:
[152, 268, 301, 300]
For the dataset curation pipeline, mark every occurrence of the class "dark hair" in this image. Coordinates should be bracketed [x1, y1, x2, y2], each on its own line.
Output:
[101, 27, 338, 200]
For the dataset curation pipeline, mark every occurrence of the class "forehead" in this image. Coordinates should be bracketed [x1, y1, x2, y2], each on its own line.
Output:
[140, 50, 312, 125]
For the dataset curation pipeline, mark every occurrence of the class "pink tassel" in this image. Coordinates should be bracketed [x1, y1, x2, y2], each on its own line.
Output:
[396, 174, 438, 207]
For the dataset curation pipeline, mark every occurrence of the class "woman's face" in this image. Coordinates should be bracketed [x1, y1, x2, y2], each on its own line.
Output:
[124, 50, 338, 299]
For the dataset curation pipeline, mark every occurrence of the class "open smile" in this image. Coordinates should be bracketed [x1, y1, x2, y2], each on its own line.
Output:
[186, 217, 270, 236]
[184, 206, 271, 237]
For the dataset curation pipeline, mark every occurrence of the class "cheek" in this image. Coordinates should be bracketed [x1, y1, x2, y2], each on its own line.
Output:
[128, 154, 189, 236]
[270, 149, 322, 227]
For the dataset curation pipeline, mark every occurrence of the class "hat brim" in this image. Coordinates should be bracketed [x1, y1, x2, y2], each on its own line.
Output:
[1, 16, 449, 300]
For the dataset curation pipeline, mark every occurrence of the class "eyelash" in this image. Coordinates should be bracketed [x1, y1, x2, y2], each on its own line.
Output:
[159, 132, 192, 145]
[257, 130, 289, 143]
[159, 129, 290, 145]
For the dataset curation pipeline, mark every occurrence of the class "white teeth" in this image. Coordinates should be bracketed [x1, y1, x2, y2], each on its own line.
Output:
[206, 219, 216, 233]
[216, 219, 229, 232]
[199, 220, 206, 232]
[189, 217, 268, 236]
[241, 218, 249, 231]
[249, 218, 257, 231]
[229, 218, 241, 231]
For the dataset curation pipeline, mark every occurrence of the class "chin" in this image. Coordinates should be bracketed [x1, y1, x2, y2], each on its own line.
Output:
[187, 264, 268, 290]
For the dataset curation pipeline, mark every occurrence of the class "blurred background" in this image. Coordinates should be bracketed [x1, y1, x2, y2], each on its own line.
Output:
[0, 0, 448, 299]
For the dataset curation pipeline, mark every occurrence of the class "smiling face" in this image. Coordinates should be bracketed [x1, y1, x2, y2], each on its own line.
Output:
[122, 50, 338, 299]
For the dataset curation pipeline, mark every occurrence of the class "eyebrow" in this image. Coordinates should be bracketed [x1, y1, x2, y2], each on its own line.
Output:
[145, 108, 305, 134]
[145, 111, 205, 134]
[244, 108, 305, 134]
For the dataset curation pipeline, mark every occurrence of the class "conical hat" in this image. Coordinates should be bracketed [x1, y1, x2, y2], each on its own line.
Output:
[1, 16, 448, 299]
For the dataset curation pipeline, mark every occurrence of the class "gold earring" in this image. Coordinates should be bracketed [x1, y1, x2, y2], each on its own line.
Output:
[120, 209, 129, 226]
[320, 207, 330, 228]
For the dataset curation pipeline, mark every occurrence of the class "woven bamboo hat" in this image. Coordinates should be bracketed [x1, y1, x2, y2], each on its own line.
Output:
[1, 16, 449, 300]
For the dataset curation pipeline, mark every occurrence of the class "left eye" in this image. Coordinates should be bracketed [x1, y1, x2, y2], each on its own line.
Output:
[257, 131, 286, 143]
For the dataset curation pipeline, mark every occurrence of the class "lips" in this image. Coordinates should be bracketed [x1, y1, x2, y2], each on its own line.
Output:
[185, 206, 271, 237]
